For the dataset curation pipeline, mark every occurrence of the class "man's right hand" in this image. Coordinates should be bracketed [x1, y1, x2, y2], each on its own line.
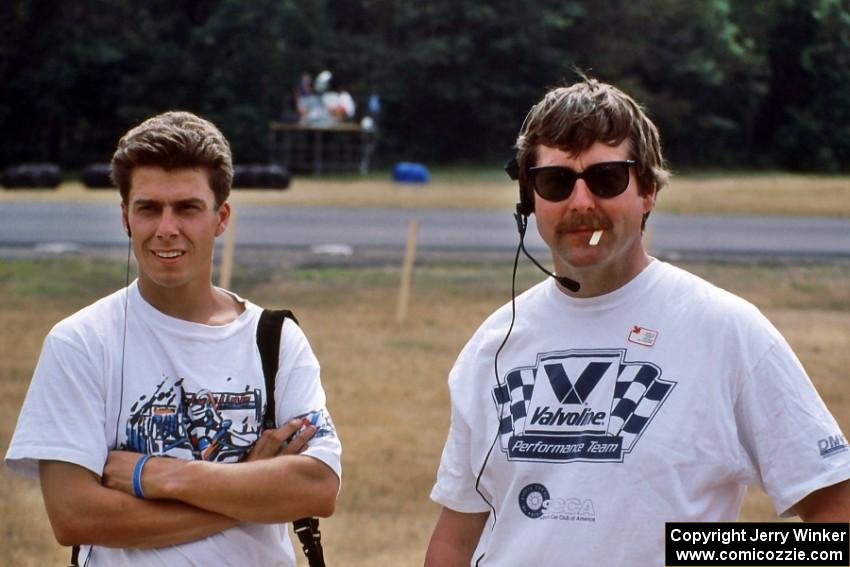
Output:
[244, 418, 316, 462]
[39, 460, 239, 548]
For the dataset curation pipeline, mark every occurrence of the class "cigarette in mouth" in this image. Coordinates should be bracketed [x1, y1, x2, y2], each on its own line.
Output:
[589, 229, 604, 246]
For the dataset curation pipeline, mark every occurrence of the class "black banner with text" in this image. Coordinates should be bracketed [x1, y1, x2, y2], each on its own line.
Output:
[665, 522, 849, 566]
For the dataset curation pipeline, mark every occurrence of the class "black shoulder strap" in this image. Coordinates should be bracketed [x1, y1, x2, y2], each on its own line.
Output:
[255, 308, 326, 567]
[293, 517, 326, 567]
[256, 308, 297, 430]
[69, 545, 80, 567]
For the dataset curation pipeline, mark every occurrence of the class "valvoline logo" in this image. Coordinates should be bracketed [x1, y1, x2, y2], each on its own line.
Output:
[493, 349, 676, 463]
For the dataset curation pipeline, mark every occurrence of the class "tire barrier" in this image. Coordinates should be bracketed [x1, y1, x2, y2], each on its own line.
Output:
[232, 164, 291, 190]
[82, 163, 114, 189]
[1, 163, 62, 189]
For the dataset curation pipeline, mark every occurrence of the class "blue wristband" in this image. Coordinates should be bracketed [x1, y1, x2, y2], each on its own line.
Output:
[132, 455, 150, 499]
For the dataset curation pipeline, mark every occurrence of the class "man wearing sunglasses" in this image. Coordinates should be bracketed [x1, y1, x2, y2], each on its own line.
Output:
[426, 78, 850, 566]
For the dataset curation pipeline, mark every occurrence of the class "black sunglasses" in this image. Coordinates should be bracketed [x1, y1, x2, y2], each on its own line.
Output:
[529, 160, 636, 201]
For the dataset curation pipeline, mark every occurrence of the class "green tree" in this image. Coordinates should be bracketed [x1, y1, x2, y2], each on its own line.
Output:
[0, 0, 324, 167]
[2, 0, 849, 173]
[346, 0, 589, 162]
[765, 0, 850, 170]
[557, 0, 764, 167]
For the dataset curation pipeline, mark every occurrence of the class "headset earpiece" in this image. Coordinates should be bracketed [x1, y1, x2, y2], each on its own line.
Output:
[121, 206, 131, 238]
[507, 104, 538, 217]
[505, 158, 533, 217]
[505, 158, 519, 181]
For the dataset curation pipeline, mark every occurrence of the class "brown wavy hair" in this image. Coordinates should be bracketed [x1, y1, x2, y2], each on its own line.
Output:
[515, 77, 670, 209]
[111, 111, 233, 207]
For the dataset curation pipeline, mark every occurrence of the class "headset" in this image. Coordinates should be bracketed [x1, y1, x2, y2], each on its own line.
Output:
[71, 226, 132, 567]
[471, 104, 582, 565]
[503, 105, 580, 293]
[116, 226, 131, 444]
[504, 102, 535, 218]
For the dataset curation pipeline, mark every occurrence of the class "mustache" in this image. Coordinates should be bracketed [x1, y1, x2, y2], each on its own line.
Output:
[553, 213, 612, 234]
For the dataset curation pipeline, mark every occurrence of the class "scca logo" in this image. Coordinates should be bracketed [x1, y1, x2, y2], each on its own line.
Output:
[544, 497, 595, 516]
[518, 483, 596, 522]
[518, 483, 549, 519]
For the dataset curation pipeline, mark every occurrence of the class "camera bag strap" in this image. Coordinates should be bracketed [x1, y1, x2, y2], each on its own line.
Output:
[257, 308, 326, 567]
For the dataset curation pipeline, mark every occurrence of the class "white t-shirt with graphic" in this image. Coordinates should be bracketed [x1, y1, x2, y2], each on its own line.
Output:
[431, 260, 850, 567]
[6, 281, 341, 567]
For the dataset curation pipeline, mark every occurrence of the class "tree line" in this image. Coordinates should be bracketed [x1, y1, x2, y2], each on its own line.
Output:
[2, 0, 849, 173]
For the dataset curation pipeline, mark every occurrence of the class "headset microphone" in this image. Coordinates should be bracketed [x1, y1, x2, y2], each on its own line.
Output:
[471, 148, 580, 538]
[506, 157, 581, 293]
[472, 106, 582, 549]
[513, 209, 580, 292]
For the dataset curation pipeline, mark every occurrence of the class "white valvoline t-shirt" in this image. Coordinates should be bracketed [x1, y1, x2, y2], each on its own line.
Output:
[6, 281, 341, 567]
[431, 260, 850, 567]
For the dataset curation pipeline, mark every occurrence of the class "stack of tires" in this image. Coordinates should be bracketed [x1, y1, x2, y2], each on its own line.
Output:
[0, 163, 293, 191]
[81, 163, 114, 189]
[232, 164, 291, 190]
[1, 163, 62, 189]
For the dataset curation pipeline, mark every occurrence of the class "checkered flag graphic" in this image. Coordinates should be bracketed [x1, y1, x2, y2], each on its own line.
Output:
[493, 367, 536, 450]
[606, 362, 673, 451]
[493, 350, 675, 457]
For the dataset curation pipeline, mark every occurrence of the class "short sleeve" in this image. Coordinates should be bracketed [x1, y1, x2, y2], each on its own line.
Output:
[430, 351, 491, 514]
[6, 333, 110, 477]
[735, 338, 850, 516]
[275, 319, 342, 480]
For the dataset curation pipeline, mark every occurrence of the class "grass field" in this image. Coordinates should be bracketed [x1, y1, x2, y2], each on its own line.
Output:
[2, 170, 850, 217]
[1, 256, 849, 567]
[2, 169, 849, 565]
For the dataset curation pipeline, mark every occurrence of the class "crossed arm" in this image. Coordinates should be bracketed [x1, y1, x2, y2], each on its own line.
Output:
[39, 419, 339, 548]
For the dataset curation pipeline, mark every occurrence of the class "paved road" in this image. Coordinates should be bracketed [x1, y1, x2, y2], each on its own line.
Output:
[1, 202, 848, 262]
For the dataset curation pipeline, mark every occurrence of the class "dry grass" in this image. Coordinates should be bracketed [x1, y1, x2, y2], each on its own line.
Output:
[1, 258, 849, 566]
[2, 172, 850, 217]
[660, 174, 850, 217]
[0, 296, 90, 567]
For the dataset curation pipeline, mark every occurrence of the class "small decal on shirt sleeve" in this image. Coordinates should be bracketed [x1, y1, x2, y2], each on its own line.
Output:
[819, 434, 849, 458]
[628, 326, 658, 347]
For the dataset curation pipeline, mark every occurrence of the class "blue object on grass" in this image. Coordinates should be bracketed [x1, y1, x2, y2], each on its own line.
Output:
[392, 162, 430, 183]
